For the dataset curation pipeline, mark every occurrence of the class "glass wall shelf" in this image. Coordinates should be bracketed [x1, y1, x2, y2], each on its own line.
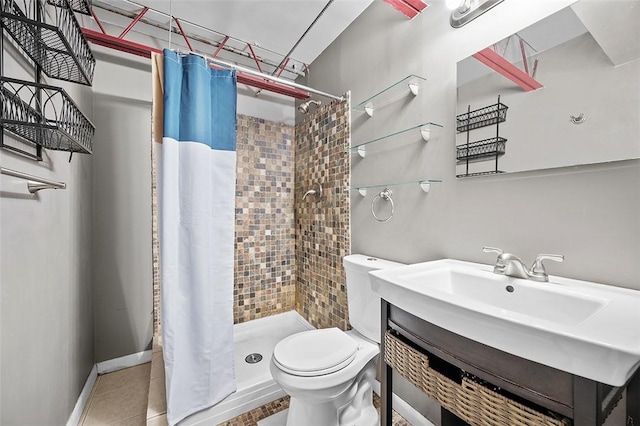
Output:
[352, 74, 426, 117]
[349, 179, 442, 196]
[348, 122, 442, 158]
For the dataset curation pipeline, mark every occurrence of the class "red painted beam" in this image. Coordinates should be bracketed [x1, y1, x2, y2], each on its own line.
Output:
[81, 28, 311, 99]
[402, 0, 428, 12]
[382, 0, 427, 19]
[212, 35, 229, 59]
[382, 0, 420, 18]
[91, 9, 107, 35]
[275, 58, 290, 78]
[473, 47, 543, 92]
[118, 7, 149, 39]
[236, 73, 309, 98]
[172, 18, 194, 52]
[247, 43, 263, 73]
[84, 28, 161, 57]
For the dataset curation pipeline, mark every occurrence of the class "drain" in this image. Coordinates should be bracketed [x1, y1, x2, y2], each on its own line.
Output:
[245, 353, 263, 364]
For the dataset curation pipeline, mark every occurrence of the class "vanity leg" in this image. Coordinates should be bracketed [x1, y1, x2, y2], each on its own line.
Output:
[441, 408, 470, 426]
[628, 369, 640, 425]
[381, 299, 392, 426]
[573, 376, 603, 426]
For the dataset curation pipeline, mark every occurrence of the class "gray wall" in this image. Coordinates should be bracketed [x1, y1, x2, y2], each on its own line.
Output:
[303, 2, 637, 424]
[305, 0, 640, 291]
[91, 49, 154, 362]
[1, 42, 95, 424]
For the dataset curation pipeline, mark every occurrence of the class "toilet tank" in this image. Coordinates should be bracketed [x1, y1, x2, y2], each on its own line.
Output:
[343, 254, 405, 343]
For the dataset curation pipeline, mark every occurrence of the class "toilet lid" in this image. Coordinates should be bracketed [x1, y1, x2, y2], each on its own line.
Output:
[273, 328, 359, 377]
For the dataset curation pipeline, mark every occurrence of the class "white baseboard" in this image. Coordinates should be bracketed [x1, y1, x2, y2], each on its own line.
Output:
[66, 365, 97, 426]
[67, 350, 153, 425]
[97, 349, 153, 374]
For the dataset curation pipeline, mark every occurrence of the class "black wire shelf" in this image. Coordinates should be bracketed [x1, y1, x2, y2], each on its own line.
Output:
[47, 0, 91, 15]
[456, 137, 507, 162]
[1, 0, 96, 85]
[1, 77, 95, 154]
[456, 170, 506, 178]
[456, 102, 508, 133]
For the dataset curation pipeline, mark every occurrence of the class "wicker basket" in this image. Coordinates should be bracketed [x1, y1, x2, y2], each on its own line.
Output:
[384, 331, 571, 426]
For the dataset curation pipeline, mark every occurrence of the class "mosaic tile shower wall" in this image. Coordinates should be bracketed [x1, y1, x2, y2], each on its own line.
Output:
[151, 115, 296, 333]
[234, 115, 296, 323]
[294, 99, 351, 330]
[152, 145, 160, 335]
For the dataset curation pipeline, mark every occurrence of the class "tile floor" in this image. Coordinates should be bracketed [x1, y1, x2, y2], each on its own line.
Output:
[147, 344, 167, 425]
[81, 342, 412, 426]
[79, 363, 151, 425]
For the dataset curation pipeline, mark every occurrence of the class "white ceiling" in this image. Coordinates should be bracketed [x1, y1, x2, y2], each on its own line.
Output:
[96, 0, 374, 73]
[152, 0, 374, 64]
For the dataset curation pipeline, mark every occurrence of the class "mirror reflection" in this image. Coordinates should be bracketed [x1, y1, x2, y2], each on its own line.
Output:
[456, 2, 640, 177]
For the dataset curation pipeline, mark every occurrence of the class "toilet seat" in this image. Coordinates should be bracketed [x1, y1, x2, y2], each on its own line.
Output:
[272, 328, 359, 377]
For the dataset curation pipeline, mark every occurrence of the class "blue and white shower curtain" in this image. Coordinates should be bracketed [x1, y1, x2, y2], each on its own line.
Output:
[160, 49, 237, 425]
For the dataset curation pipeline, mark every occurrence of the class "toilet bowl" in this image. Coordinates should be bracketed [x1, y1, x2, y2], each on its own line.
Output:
[270, 254, 404, 426]
[269, 328, 379, 426]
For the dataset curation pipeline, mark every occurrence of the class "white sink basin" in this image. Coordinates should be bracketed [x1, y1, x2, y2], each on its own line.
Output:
[369, 259, 640, 386]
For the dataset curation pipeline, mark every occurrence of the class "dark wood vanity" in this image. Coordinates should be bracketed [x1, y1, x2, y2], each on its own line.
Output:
[380, 300, 640, 426]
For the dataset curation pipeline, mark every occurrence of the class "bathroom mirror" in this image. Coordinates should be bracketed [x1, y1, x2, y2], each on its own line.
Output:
[455, 1, 640, 177]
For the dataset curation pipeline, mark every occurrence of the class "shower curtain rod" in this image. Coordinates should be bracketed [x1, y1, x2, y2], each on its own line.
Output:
[181, 50, 346, 102]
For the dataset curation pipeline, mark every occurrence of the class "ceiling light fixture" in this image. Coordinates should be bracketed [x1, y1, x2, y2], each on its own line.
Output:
[445, 0, 464, 10]
[449, 0, 504, 28]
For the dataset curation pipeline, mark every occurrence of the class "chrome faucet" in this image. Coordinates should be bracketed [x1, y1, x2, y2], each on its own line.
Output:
[482, 247, 564, 282]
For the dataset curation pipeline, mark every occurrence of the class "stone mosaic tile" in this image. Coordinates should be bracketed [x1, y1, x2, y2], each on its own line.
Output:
[151, 144, 161, 336]
[217, 393, 413, 426]
[152, 101, 351, 329]
[294, 99, 352, 330]
[234, 115, 296, 323]
[373, 392, 413, 426]
[151, 115, 296, 332]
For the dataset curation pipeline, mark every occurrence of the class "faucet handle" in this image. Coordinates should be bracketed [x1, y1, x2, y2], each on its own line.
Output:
[302, 182, 323, 201]
[530, 254, 564, 276]
[482, 246, 504, 255]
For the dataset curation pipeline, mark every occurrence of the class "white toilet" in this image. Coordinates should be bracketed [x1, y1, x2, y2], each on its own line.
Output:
[270, 254, 403, 426]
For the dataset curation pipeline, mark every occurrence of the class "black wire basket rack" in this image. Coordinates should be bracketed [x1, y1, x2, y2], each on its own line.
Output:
[1, 0, 96, 85]
[0, 77, 95, 154]
[456, 102, 508, 133]
[47, 0, 91, 15]
[456, 136, 507, 162]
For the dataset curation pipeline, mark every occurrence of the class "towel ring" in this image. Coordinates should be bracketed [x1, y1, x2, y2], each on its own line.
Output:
[371, 188, 395, 223]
